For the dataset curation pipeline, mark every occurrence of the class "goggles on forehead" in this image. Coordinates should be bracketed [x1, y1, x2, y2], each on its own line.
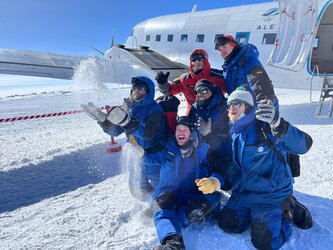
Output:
[190, 53, 207, 62]
[215, 36, 236, 50]
[194, 87, 210, 95]
[227, 100, 243, 108]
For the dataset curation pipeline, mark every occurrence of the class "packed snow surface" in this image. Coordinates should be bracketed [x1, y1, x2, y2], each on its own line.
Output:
[0, 86, 332, 249]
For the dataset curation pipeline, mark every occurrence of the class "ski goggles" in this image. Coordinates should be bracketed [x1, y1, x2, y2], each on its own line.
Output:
[215, 36, 237, 50]
[227, 100, 243, 108]
[190, 53, 207, 62]
[194, 87, 210, 95]
[132, 79, 148, 92]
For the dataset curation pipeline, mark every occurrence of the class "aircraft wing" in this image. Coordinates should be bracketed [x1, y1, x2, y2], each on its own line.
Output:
[0, 46, 188, 84]
[0, 48, 84, 79]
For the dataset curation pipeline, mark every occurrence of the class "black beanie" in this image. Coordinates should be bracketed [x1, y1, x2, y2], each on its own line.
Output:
[176, 116, 193, 131]
[195, 79, 216, 94]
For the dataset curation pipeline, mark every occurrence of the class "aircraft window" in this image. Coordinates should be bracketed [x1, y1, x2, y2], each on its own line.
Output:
[236, 32, 250, 44]
[131, 29, 134, 37]
[262, 33, 277, 45]
[146, 35, 150, 42]
[156, 35, 161, 42]
[196, 34, 205, 43]
[313, 37, 319, 49]
[167, 35, 174, 42]
[214, 34, 224, 43]
[180, 34, 188, 42]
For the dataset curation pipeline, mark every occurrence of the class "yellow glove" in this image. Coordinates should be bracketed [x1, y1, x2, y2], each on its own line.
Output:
[195, 177, 221, 194]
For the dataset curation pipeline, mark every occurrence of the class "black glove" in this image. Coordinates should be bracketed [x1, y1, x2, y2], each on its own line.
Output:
[185, 198, 212, 224]
[155, 71, 170, 84]
[107, 106, 139, 132]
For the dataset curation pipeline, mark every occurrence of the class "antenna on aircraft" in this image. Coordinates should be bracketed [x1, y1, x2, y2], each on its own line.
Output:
[191, 4, 197, 13]
[111, 29, 115, 48]
[89, 46, 105, 56]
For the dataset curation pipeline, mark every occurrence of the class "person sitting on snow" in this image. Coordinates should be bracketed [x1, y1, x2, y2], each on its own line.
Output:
[216, 88, 313, 250]
[81, 76, 167, 202]
[153, 116, 228, 250]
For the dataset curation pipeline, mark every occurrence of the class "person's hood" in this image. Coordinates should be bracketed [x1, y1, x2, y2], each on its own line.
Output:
[132, 75, 156, 103]
[226, 44, 260, 69]
[189, 49, 211, 81]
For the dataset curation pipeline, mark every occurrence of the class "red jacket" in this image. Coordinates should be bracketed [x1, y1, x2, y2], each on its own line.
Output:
[168, 49, 226, 114]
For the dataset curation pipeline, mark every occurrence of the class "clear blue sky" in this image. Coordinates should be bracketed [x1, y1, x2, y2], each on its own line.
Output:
[0, 0, 272, 56]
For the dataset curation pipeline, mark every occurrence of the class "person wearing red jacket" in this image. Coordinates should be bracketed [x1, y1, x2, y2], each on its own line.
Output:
[155, 49, 226, 115]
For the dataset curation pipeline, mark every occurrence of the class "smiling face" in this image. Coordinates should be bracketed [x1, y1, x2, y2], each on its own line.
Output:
[218, 43, 235, 59]
[175, 125, 191, 146]
[228, 101, 246, 122]
[191, 60, 204, 73]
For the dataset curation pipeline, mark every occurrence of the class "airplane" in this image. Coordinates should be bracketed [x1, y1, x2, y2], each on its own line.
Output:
[0, 0, 332, 94]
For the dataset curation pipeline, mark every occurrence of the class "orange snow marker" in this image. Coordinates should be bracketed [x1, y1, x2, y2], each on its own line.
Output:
[106, 136, 122, 153]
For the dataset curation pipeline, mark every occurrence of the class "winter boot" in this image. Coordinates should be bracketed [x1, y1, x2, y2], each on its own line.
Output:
[153, 235, 185, 250]
[290, 195, 313, 229]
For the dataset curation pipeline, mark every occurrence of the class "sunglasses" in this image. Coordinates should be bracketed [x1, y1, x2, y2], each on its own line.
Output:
[227, 100, 243, 108]
[194, 87, 210, 95]
[190, 53, 206, 62]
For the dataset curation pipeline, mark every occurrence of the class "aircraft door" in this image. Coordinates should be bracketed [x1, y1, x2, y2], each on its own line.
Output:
[267, 0, 318, 71]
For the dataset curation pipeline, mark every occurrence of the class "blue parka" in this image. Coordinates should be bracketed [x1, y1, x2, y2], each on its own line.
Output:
[188, 87, 232, 164]
[105, 76, 166, 150]
[222, 44, 275, 103]
[154, 138, 224, 200]
[230, 109, 312, 203]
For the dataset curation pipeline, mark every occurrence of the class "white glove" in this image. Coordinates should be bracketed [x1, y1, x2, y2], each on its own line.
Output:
[81, 102, 106, 122]
[256, 100, 281, 128]
[197, 117, 212, 136]
[107, 106, 139, 132]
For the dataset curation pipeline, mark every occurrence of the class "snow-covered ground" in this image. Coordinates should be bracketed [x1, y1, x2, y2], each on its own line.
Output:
[0, 86, 332, 250]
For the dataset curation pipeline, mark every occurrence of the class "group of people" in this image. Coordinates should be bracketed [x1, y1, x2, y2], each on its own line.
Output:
[83, 35, 313, 250]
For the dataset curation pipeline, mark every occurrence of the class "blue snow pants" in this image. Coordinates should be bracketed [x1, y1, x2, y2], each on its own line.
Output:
[218, 193, 292, 250]
[154, 191, 221, 244]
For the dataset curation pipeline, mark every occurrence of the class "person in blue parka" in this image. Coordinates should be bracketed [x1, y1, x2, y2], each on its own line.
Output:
[214, 34, 275, 103]
[98, 76, 167, 202]
[217, 88, 313, 250]
[153, 116, 227, 250]
[215, 34, 313, 230]
[188, 79, 232, 177]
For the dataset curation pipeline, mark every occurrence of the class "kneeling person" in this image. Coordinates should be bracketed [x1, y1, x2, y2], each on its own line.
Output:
[153, 116, 227, 250]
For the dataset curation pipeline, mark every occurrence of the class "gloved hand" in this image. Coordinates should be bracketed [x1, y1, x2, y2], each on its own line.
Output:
[155, 71, 170, 84]
[185, 198, 212, 224]
[121, 97, 132, 113]
[156, 72, 170, 94]
[195, 177, 221, 194]
[197, 117, 212, 136]
[97, 119, 113, 132]
[256, 100, 281, 128]
[81, 102, 106, 122]
[107, 106, 139, 132]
